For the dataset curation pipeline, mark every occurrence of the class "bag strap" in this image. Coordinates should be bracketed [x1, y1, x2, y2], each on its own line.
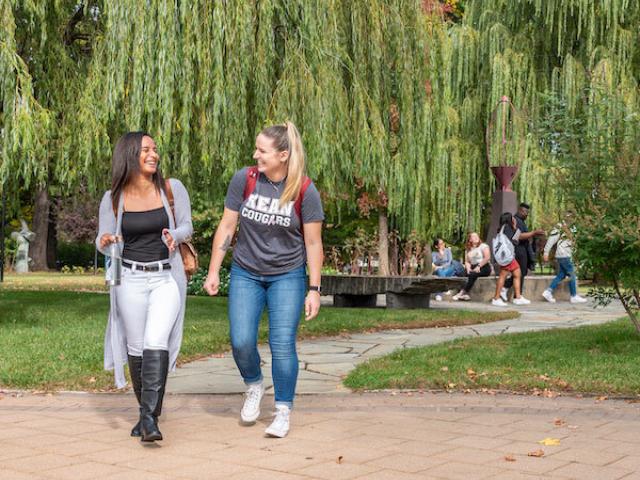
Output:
[164, 179, 177, 224]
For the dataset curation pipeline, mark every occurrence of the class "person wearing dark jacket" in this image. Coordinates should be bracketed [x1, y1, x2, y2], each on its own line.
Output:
[501, 203, 544, 301]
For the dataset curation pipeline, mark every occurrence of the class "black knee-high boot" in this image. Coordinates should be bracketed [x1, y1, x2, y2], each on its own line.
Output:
[128, 355, 143, 437]
[140, 349, 169, 442]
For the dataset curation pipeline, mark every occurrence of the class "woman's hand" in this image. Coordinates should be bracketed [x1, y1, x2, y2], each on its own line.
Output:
[162, 229, 176, 253]
[543, 254, 550, 263]
[473, 266, 481, 273]
[99, 234, 119, 250]
[305, 291, 321, 321]
[203, 271, 220, 296]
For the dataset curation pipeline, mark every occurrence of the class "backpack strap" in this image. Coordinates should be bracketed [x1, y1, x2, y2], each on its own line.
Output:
[243, 166, 259, 200]
[294, 176, 312, 220]
[242, 167, 312, 241]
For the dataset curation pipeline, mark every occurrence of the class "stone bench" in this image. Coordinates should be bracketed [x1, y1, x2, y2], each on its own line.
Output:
[321, 274, 466, 309]
[466, 275, 571, 302]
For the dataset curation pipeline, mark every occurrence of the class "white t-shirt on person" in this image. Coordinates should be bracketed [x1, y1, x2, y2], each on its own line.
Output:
[466, 243, 489, 265]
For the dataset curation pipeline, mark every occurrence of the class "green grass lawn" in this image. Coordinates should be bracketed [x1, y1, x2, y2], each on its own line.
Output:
[344, 319, 640, 396]
[0, 289, 517, 391]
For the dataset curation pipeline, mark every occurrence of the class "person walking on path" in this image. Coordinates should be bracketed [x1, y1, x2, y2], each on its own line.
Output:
[452, 232, 492, 301]
[501, 203, 544, 301]
[542, 220, 587, 304]
[204, 121, 324, 438]
[492, 213, 531, 307]
[96, 132, 193, 442]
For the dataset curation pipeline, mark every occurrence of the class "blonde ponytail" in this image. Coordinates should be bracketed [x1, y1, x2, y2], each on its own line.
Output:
[280, 121, 305, 204]
[260, 121, 306, 205]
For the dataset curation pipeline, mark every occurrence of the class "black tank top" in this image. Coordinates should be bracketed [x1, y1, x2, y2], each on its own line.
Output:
[121, 207, 170, 262]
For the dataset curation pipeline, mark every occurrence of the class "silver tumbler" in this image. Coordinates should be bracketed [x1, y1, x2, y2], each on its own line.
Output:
[105, 241, 122, 286]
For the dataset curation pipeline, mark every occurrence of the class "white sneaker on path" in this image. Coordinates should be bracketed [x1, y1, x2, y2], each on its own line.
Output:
[492, 298, 508, 307]
[241, 382, 264, 423]
[542, 289, 556, 303]
[500, 288, 509, 302]
[512, 296, 531, 305]
[570, 295, 588, 304]
[265, 405, 290, 438]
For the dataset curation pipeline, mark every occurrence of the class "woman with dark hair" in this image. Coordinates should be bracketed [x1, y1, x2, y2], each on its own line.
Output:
[431, 238, 464, 301]
[204, 121, 324, 438]
[95, 132, 192, 442]
[492, 212, 529, 307]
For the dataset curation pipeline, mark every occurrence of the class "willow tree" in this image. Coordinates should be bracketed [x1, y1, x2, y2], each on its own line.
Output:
[1, 2, 100, 268]
[6, 0, 639, 274]
[444, 0, 640, 228]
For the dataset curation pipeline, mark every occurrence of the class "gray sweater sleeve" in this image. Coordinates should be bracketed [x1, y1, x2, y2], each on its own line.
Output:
[165, 178, 193, 244]
[95, 191, 116, 255]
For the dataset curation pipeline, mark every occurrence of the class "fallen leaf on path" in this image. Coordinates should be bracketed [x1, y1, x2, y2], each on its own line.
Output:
[528, 449, 545, 457]
[447, 383, 457, 389]
[538, 438, 561, 446]
[504, 455, 516, 462]
[596, 396, 608, 402]
[553, 418, 566, 426]
[337, 456, 343, 464]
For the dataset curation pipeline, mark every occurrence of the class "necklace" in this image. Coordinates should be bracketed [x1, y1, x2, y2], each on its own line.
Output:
[265, 175, 286, 192]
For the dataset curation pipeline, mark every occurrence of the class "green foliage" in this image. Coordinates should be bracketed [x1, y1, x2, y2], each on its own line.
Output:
[187, 266, 230, 297]
[56, 241, 101, 269]
[538, 88, 640, 331]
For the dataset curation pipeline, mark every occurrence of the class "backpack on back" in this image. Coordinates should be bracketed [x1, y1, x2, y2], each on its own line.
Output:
[242, 166, 311, 235]
[492, 225, 516, 266]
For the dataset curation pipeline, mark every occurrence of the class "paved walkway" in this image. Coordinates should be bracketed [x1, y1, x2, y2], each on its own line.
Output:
[1, 299, 635, 479]
[1, 391, 639, 479]
[168, 299, 626, 395]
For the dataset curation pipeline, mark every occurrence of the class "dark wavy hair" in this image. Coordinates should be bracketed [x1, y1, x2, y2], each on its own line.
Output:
[110, 132, 165, 211]
[499, 212, 513, 231]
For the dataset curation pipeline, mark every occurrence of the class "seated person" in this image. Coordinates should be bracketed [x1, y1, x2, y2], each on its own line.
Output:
[452, 232, 492, 301]
[431, 238, 464, 278]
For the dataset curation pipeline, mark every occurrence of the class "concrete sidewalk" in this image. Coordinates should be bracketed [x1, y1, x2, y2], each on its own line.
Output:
[168, 300, 626, 395]
[1, 391, 639, 479]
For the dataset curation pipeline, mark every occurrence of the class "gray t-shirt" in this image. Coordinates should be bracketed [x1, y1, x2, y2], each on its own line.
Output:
[225, 167, 324, 275]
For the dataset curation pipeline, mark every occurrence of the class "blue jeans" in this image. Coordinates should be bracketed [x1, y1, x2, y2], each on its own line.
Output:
[228, 262, 306, 408]
[434, 265, 456, 277]
[549, 257, 577, 296]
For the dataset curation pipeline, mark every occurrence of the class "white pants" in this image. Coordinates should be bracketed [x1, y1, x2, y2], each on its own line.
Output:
[115, 265, 181, 357]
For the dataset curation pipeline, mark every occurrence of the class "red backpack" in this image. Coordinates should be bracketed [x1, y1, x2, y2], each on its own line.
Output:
[242, 166, 312, 236]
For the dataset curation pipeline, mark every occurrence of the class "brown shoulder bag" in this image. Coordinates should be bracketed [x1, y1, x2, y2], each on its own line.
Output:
[164, 180, 199, 280]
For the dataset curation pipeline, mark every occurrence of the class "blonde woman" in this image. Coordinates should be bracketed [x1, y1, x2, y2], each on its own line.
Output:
[452, 232, 491, 301]
[204, 122, 324, 438]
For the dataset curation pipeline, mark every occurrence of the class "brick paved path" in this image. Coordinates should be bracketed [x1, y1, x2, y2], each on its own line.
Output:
[1, 391, 639, 479]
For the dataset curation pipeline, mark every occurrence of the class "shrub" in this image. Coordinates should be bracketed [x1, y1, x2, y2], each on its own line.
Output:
[187, 266, 230, 297]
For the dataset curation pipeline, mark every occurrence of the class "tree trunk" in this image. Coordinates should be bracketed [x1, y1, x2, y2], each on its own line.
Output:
[31, 188, 50, 271]
[47, 202, 57, 269]
[378, 208, 390, 276]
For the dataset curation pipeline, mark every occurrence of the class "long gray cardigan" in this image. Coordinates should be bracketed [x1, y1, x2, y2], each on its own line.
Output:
[95, 178, 193, 388]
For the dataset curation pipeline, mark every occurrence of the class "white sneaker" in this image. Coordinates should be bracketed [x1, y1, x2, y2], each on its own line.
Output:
[452, 291, 462, 301]
[460, 294, 471, 301]
[542, 289, 556, 303]
[435, 294, 443, 301]
[240, 382, 264, 423]
[500, 288, 509, 302]
[492, 298, 508, 307]
[265, 405, 290, 438]
[570, 295, 588, 304]
[512, 296, 531, 305]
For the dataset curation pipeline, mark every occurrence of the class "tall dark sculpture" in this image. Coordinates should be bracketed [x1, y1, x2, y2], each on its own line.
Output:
[485, 96, 522, 246]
